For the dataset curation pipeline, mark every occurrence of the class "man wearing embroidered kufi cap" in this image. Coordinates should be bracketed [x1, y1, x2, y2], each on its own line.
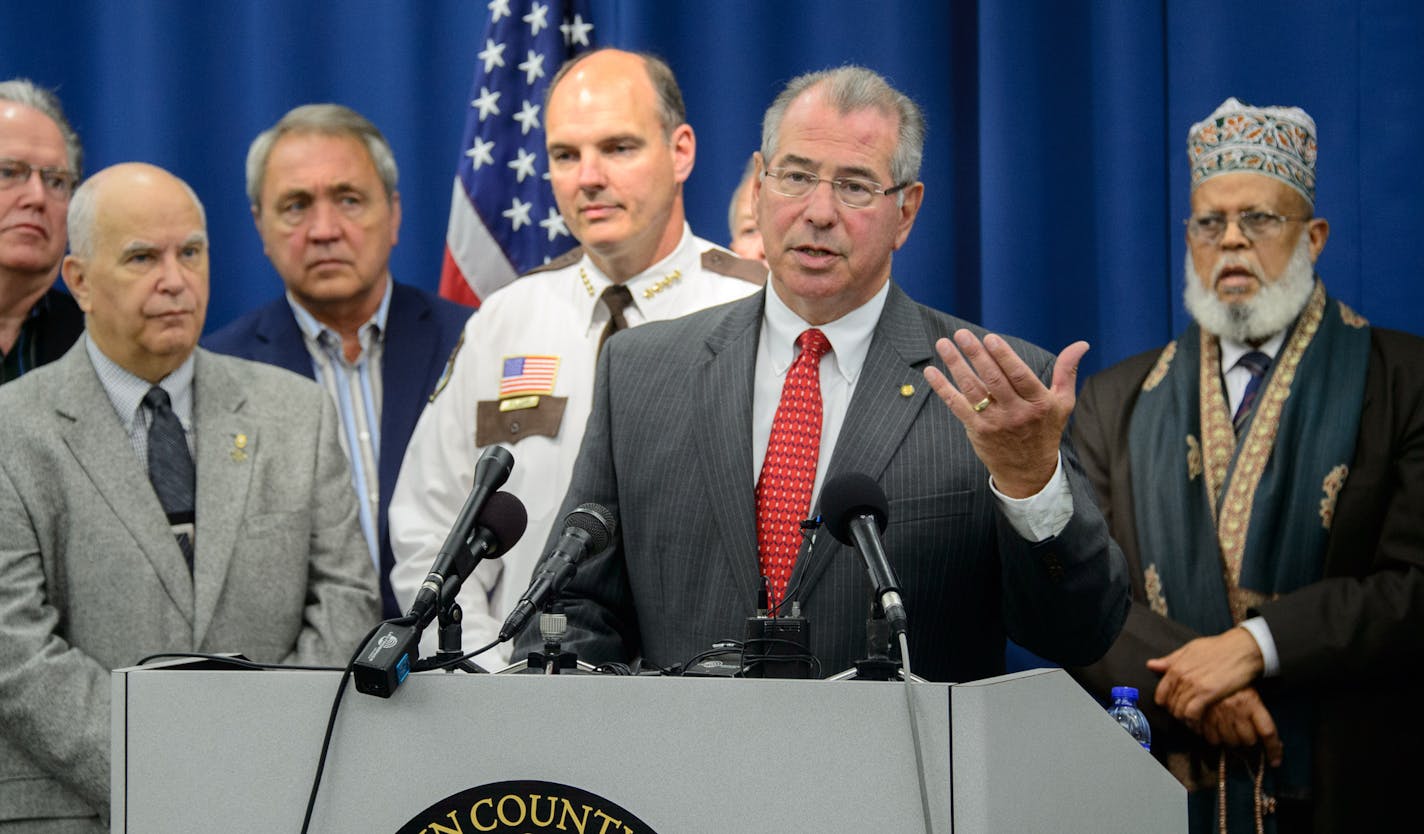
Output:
[1070, 97, 1424, 832]
[388, 49, 764, 666]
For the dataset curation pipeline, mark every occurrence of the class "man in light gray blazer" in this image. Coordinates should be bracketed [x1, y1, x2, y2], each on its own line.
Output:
[0, 162, 379, 831]
[513, 67, 1128, 681]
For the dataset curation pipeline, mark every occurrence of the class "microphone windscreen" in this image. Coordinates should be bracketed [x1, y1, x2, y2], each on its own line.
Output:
[565, 502, 616, 552]
[479, 491, 528, 555]
[820, 472, 889, 544]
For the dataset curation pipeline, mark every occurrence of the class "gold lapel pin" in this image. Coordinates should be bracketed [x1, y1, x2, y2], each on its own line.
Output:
[231, 433, 249, 462]
[899, 383, 915, 398]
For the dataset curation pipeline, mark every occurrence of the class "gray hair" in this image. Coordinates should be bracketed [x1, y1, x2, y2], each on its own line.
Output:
[760, 66, 925, 190]
[727, 154, 758, 239]
[546, 48, 687, 139]
[0, 78, 84, 178]
[68, 170, 207, 260]
[245, 104, 398, 208]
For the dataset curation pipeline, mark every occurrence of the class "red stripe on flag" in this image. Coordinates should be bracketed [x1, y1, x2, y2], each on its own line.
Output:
[439, 247, 481, 308]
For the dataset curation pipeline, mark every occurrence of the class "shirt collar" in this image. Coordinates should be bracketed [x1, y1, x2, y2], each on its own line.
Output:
[1219, 328, 1287, 371]
[285, 278, 393, 352]
[85, 333, 197, 432]
[578, 222, 699, 325]
[761, 278, 891, 385]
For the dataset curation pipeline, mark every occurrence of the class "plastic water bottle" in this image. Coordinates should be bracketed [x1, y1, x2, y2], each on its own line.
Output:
[1107, 686, 1152, 750]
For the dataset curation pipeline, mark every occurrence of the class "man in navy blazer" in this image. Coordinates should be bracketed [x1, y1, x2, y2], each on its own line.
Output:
[205, 104, 469, 618]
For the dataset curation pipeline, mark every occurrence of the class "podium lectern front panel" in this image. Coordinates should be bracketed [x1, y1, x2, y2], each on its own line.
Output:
[112, 666, 1182, 832]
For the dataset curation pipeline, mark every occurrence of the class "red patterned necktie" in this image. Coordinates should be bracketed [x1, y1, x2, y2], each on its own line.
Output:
[756, 328, 832, 610]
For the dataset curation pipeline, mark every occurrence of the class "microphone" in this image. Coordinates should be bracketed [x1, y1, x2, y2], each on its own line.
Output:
[821, 472, 908, 639]
[353, 490, 526, 699]
[498, 503, 616, 642]
[407, 490, 528, 630]
[414, 446, 514, 625]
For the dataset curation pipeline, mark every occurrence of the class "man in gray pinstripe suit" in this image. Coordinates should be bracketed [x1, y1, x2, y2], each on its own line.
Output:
[514, 67, 1128, 681]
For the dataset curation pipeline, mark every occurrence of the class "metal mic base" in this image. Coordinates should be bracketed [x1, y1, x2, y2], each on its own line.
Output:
[493, 656, 602, 674]
[411, 599, 489, 673]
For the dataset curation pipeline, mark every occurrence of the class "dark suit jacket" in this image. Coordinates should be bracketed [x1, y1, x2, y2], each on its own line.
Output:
[203, 282, 471, 617]
[516, 284, 1129, 682]
[32, 287, 86, 368]
[1069, 327, 1424, 832]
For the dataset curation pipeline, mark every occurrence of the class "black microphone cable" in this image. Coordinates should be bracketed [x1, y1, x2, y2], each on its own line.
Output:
[299, 616, 412, 834]
[765, 514, 820, 618]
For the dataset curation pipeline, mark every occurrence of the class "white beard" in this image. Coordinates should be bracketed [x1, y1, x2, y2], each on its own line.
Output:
[1183, 235, 1316, 343]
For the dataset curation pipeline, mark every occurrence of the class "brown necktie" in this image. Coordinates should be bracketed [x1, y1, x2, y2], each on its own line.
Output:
[597, 284, 634, 356]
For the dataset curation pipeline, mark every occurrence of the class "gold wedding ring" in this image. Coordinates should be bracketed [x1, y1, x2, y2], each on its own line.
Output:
[972, 396, 992, 413]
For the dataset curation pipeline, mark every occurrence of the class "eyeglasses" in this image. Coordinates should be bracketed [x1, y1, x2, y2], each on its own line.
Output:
[1184, 210, 1308, 245]
[0, 158, 78, 199]
[762, 168, 907, 209]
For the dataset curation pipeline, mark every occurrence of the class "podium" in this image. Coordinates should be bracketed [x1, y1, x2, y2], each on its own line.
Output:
[111, 665, 1184, 832]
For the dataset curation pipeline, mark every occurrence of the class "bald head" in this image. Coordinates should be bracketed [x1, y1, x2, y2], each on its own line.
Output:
[62, 163, 210, 382]
[68, 163, 206, 260]
[546, 48, 686, 139]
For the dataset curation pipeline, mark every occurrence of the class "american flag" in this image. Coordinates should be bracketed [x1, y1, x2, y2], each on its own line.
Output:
[500, 356, 560, 397]
[439, 0, 596, 307]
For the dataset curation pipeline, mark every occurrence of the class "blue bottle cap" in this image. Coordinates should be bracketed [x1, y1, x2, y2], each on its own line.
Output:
[1111, 685, 1138, 700]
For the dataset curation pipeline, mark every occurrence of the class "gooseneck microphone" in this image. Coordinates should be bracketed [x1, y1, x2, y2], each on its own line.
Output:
[408, 490, 528, 629]
[821, 472, 908, 638]
[498, 503, 616, 642]
[414, 446, 514, 624]
[353, 489, 527, 698]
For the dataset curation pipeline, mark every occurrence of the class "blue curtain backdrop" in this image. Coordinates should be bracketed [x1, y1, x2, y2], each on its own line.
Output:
[3, 0, 1420, 377]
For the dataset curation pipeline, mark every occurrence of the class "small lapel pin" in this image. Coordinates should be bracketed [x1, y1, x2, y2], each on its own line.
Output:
[899, 384, 915, 398]
[231, 433, 249, 462]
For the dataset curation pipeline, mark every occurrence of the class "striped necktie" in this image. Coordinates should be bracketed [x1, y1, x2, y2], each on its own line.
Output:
[1232, 350, 1272, 435]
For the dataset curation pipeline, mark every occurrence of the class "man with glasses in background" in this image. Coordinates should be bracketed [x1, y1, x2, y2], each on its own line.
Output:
[0, 79, 84, 385]
[512, 65, 1128, 683]
[1070, 98, 1424, 832]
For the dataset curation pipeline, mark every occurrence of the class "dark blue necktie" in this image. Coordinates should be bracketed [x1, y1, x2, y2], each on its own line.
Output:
[1232, 351, 1272, 435]
[145, 386, 195, 570]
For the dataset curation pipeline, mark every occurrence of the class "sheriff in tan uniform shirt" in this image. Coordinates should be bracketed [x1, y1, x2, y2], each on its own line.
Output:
[389, 225, 762, 664]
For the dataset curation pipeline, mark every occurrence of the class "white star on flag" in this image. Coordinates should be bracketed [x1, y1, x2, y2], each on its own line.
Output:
[471, 87, 501, 121]
[518, 50, 546, 85]
[523, 2, 549, 35]
[477, 39, 506, 73]
[503, 197, 533, 230]
[513, 99, 541, 135]
[439, 0, 597, 307]
[507, 147, 538, 182]
[538, 206, 569, 241]
[560, 13, 593, 47]
[465, 137, 495, 169]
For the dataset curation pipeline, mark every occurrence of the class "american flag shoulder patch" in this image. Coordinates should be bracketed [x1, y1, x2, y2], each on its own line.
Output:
[499, 355, 559, 398]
